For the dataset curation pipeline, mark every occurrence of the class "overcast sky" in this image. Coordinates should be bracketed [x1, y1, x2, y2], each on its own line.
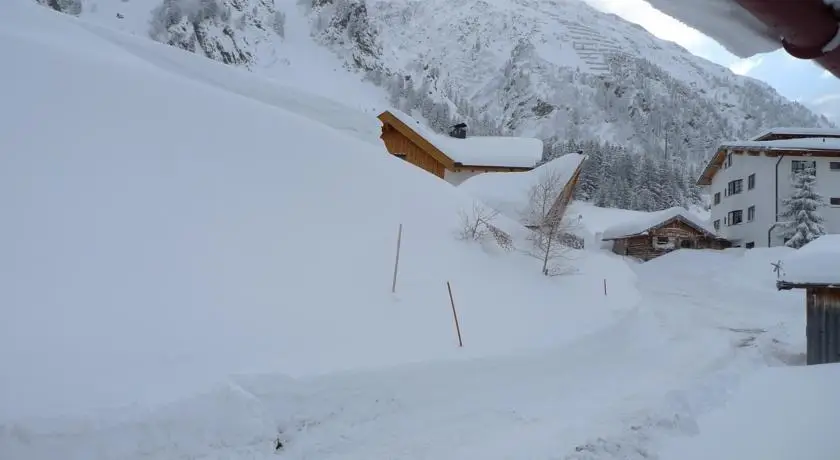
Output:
[584, 0, 840, 125]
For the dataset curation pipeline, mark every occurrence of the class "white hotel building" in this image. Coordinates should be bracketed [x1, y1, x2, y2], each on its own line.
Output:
[698, 128, 840, 248]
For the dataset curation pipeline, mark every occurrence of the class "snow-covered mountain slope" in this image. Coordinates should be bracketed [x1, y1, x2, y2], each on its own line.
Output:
[0, 0, 636, 422]
[3, 3, 836, 459]
[37, 0, 833, 166]
[338, 0, 832, 161]
[46, 0, 390, 112]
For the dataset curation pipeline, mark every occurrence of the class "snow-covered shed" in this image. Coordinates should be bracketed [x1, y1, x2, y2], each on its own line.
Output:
[377, 110, 543, 185]
[457, 152, 587, 228]
[776, 235, 840, 365]
[601, 207, 731, 261]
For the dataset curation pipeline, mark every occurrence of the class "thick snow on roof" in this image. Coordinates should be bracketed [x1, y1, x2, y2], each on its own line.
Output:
[721, 137, 840, 151]
[389, 109, 543, 168]
[457, 153, 586, 221]
[749, 127, 840, 141]
[644, 0, 780, 58]
[779, 235, 840, 286]
[601, 206, 716, 240]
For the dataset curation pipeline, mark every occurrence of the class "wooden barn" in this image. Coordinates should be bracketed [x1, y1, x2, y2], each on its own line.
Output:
[776, 235, 840, 365]
[377, 110, 543, 185]
[602, 207, 731, 261]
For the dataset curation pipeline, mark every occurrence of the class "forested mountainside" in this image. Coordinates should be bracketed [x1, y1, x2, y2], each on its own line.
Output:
[36, 0, 833, 212]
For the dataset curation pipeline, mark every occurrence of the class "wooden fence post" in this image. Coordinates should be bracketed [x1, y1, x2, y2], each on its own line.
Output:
[391, 223, 402, 293]
[447, 281, 463, 347]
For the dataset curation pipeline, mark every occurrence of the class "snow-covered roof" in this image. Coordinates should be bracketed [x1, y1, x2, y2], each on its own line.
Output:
[698, 136, 840, 185]
[457, 152, 586, 222]
[721, 137, 840, 151]
[643, 0, 781, 58]
[749, 127, 840, 141]
[385, 109, 543, 168]
[601, 206, 717, 241]
[778, 235, 840, 287]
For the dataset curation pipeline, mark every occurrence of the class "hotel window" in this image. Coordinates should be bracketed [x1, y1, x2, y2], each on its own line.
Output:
[747, 173, 755, 190]
[713, 219, 720, 231]
[747, 206, 755, 221]
[727, 179, 743, 196]
[714, 192, 720, 205]
[791, 160, 816, 175]
[831, 197, 840, 206]
[728, 209, 743, 225]
[830, 162, 840, 171]
[745, 242, 755, 249]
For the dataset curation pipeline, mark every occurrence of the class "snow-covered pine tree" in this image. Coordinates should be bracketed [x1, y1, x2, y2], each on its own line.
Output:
[779, 165, 826, 249]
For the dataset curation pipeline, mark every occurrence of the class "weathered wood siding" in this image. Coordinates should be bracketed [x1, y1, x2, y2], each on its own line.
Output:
[548, 164, 583, 224]
[610, 218, 729, 261]
[380, 124, 445, 178]
[806, 287, 840, 365]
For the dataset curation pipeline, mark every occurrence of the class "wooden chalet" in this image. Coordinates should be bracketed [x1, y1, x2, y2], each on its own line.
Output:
[776, 235, 840, 365]
[377, 110, 543, 185]
[602, 207, 731, 261]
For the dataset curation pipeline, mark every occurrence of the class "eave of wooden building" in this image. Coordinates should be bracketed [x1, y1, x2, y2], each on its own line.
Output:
[777, 281, 840, 291]
[601, 215, 720, 241]
[378, 111, 538, 173]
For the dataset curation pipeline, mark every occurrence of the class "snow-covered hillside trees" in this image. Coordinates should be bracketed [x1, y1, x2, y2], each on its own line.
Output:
[35, 0, 81, 15]
[548, 139, 703, 212]
[780, 165, 826, 249]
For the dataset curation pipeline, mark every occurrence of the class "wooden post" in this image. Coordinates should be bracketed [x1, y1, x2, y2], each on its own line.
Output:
[391, 223, 402, 293]
[447, 281, 463, 347]
[603, 278, 607, 296]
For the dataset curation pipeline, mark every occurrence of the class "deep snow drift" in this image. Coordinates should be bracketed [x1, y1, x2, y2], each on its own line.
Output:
[0, 0, 633, 422]
[0, 2, 835, 459]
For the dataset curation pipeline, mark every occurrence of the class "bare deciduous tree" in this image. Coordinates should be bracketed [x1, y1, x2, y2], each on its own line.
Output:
[521, 169, 580, 276]
[457, 201, 514, 251]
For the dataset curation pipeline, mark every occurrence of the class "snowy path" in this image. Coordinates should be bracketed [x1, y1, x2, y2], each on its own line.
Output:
[0, 251, 802, 460]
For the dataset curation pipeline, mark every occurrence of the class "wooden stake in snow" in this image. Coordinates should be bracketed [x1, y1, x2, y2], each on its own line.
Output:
[603, 278, 607, 296]
[447, 281, 463, 347]
[391, 223, 403, 293]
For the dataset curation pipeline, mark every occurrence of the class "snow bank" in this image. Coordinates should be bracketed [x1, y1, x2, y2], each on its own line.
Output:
[601, 206, 716, 240]
[643, 0, 780, 58]
[457, 153, 586, 222]
[0, 0, 633, 422]
[660, 363, 840, 460]
[389, 109, 543, 168]
[779, 235, 840, 286]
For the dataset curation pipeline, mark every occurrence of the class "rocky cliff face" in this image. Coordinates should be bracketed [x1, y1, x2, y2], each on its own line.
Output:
[147, 0, 282, 67]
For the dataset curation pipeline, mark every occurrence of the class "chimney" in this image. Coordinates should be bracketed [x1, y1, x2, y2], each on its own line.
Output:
[449, 122, 467, 139]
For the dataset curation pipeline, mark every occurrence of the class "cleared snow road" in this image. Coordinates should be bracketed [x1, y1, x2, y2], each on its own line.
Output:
[0, 250, 802, 460]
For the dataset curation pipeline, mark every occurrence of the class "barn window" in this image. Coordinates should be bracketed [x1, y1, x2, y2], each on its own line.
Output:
[656, 237, 669, 244]
[745, 242, 755, 249]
